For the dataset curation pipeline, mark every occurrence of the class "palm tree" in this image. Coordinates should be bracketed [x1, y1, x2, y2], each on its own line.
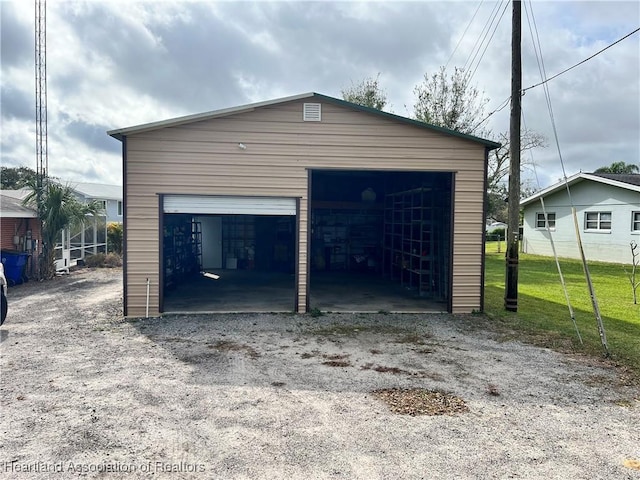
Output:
[23, 179, 101, 279]
[594, 161, 639, 174]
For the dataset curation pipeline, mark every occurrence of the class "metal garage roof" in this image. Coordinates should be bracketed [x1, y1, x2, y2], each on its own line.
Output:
[107, 92, 500, 149]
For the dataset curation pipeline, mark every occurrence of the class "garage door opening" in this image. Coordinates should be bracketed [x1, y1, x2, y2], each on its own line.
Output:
[310, 170, 453, 312]
[161, 195, 297, 313]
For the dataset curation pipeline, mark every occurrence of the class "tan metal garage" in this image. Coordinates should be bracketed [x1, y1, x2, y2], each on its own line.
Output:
[108, 93, 499, 317]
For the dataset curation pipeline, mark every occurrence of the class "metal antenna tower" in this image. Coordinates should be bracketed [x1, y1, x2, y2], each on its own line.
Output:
[35, 0, 48, 188]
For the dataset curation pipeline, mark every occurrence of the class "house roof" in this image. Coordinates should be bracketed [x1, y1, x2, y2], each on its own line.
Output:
[0, 192, 38, 218]
[0, 188, 30, 201]
[0, 182, 122, 208]
[107, 92, 501, 149]
[520, 172, 640, 207]
[71, 182, 122, 200]
[592, 173, 640, 186]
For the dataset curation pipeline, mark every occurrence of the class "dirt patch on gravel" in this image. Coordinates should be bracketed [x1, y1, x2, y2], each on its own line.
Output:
[372, 388, 469, 416]
[1, 267, 639, 479]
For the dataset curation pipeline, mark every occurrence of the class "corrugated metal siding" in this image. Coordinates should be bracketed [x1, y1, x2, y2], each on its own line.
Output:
[124, 99, 488, 316]
[450, 168, 485, 311]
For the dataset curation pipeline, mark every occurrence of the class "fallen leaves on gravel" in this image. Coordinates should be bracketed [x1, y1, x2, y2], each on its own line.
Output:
[321, 353, 351, 367]
[362, 363, 408, 375]
[322, 360, 351, 367]
[372, 388, 469, 416]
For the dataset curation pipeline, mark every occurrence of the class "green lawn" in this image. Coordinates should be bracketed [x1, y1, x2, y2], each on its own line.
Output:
[483, 242, 640, 380]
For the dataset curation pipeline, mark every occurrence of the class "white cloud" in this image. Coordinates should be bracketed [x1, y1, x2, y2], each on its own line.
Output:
[1, 0, 638, 189]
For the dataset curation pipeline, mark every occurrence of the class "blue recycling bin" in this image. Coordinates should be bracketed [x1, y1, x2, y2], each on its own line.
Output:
[1, 251, 30, 285]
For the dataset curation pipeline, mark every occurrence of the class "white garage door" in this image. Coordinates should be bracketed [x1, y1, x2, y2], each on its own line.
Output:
[163, 195, 297, 215]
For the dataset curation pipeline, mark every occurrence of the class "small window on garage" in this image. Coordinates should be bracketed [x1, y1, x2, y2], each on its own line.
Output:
[535, 212, 555, 230]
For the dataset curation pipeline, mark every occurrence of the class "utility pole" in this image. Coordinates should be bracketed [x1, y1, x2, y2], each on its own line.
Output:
[35, 0, 48, 188]
[505, 0, 521, 312]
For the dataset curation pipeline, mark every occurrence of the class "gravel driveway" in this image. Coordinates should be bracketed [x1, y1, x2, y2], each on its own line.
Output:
[0, 267, 638, 479]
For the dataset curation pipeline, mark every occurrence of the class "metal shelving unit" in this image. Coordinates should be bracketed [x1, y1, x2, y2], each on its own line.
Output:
[312, 202, 383, 272]
[383, 187, 439, 298]
[163, 217, 202, 290]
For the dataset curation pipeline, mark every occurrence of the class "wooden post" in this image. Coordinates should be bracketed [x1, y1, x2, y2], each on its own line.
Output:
[505, 0, 521, 312]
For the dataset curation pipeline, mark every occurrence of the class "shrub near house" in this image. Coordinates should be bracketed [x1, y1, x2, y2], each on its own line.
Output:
[486, 221, 506, 241]
[486, 227, 505, 241]
[85, 253, 122, 268]
[107, 222, 123, 254]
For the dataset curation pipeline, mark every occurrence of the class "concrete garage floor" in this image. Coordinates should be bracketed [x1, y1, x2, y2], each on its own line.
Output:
[311, 271, 446, 313]
[163, 270, 447, 313]
[163, 270, 296, 313]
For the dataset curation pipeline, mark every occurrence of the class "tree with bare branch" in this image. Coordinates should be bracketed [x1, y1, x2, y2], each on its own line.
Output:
[625, 241, 640, 304]
[341, 74, 388, 111]
[413, 66, 489, 134]
[487, 130, 547, 222]
[411, 66, 546, 222]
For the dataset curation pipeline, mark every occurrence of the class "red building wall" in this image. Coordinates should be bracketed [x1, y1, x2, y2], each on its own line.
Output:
[1, 217, 42, 280]
[1, 217, 41, 251]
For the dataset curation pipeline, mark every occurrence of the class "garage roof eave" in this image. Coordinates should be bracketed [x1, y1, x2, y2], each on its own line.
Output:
[107, 92, 501, 150]
[314, 93, 501, 150]
[106, 92, 319, 141]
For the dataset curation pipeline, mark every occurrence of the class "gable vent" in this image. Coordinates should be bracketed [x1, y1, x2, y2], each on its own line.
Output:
[303, 103, 321, 121]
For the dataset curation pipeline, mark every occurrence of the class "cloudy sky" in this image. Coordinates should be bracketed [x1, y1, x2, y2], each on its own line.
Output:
[1, 0, 638, 189]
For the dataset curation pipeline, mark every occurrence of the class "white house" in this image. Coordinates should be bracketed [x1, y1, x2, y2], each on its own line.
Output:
[72, 182, 123, 224]
[486, 220, 507, 233]
[1, 182, 122, 272]
[64, 183, 122, 268]
[520, 172, 640, 264]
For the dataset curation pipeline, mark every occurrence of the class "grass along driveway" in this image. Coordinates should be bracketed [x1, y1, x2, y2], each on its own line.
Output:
[484, 246, 640, 382]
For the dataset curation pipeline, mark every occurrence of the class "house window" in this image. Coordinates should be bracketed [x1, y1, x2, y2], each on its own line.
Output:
[117, 201, 123, 216]
[632, 212, 640, 232]
[96, 200, 107, 212]
[535, 212, 556, 229]
[584, 211, 611, 231]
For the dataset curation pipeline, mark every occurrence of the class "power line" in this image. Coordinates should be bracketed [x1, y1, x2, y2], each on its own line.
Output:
[445, 0, 484, 70]
[470, 94, 510, 133]
[522, 26, 640, 94]
[524, 0, 571, 200]
[463, 0, 507, 80]
[525, 0, 609, 356]
[457, 1, 510, 135]
[466, 0, 510, 85]
[461, 0, 501, 72]
[470, 23, 639, 132]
